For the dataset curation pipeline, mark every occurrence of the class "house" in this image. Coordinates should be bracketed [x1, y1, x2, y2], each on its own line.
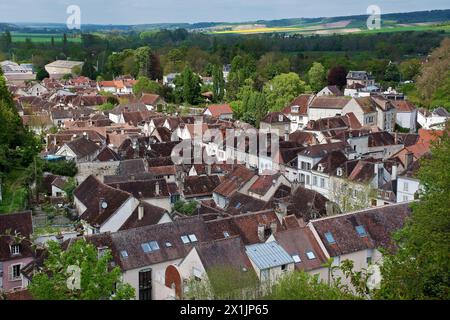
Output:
[247, 173, 291, 202]
[109, 216, 211, 300]
[1, 61, 36, 84]
[164, 236, 255, 300]
[396, 160, 421, 203]
[259, 112, 290, 138]
[282, 94, 312, 132]
[212, 166, 257, 208]
[140, 94, 167, 111]
[55, 137, 101, 162]
[44, 60, 84, 79]
[119, 202, 172, 231]
[317, 85, 344, 97]
[73, 175, 140, 234]
[0, 211, 35, 292]
[109, 103, 149, 124]
[163, 73, 180, 88]
[309, 202, 412, 289]
[51, 177, 68, 197]
[307, 96, 350, 121]
[342, 97, 378, 128]
[417, 107, 449, 130]
[268, 223, 328, 275]
[392, 100, 417, 132]
[372, 96, 396, 133]
[245, 241, 294, 284]
[203, 104, 233, 120]
[181, 175, 222, 201]
[346, 71, 375, 87]
[97, 79, 137, 95]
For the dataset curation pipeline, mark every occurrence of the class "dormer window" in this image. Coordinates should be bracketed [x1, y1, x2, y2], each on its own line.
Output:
[11, 244, 20, 255]
[292, 106, 299, 113]
[278, 114, 284, 122]
[337, 168, 343, 177]
[318, 164, 324, 172]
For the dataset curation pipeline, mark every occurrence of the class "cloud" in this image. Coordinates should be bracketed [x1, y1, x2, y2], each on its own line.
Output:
[0, 0, 448, 24]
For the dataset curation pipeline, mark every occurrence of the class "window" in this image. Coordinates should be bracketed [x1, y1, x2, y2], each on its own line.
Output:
[11, 264, 21, 280]
[306, 251, 316, 260]
[320, 178, 325, 188]
[306, 175, 310, 185]
[181, 235, 190, 244]
[403, 195, 408, 202]
[312, 176, 317, 186]
[10, 244, 20, 255]
[149, 241, 160, 251]
[355, 225, 368, 237]
[120, 251, 128, 258]
[403, 182, 409, 192]
[292, 255, 301, 263]
[141, 243, 151, 253]
[281, 264, 287, 272]
[139, 269, 152, 300]
[188, 234, 198, 242]
[223, 231, 230, 238]
[325, 232, 336, 244]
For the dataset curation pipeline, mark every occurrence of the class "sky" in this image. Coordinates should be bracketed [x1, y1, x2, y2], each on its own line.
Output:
[0, 0, 449, 25]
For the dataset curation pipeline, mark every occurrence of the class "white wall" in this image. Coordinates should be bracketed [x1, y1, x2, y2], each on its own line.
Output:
[100, 197, 139, 233]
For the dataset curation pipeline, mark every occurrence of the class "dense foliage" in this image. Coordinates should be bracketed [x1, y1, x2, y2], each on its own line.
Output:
[29, 239, 135, 300]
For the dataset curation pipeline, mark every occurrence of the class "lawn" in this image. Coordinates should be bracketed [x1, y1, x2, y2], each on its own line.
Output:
[11, 32, 82, 43]
[0, 169, 29, 214]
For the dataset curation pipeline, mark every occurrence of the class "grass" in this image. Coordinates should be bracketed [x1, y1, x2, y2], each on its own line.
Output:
[11, 32, 82, 43]
[0, 169, 29, 214]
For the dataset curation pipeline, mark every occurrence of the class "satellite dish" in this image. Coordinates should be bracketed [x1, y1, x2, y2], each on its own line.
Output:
[101, 201, 108, 209]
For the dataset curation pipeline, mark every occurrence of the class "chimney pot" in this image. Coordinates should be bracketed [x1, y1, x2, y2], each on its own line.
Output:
[138, 205, 144, 220]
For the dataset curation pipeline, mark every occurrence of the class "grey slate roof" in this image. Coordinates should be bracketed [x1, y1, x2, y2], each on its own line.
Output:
[245, 241, 293, 270]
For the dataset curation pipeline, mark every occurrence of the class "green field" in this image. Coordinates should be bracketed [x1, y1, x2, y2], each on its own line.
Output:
[11, 33, 82, 43]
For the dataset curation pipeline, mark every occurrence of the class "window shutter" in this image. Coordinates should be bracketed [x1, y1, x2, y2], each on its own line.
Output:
[8, 265, 13, 281]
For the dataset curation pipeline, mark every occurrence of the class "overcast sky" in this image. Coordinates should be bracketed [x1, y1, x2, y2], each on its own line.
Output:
[1, 0, 449, 25]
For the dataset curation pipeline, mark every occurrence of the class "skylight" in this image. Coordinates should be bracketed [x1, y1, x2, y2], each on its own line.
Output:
[120, 250, 128, 258]
[141, 243, 151, 253]
[223, 231, 230, 238]
[355, 225, 368, 237]
[188, 234, 198, 242]
[292, 255, 301, 263]
[181, 235, 190, 244]
[165, 242, 172, 247]
[149, 241, 160, 251]
[306, 251, 316, 260]
[235, 202, 242, 209]
[325, 232, 336, 244]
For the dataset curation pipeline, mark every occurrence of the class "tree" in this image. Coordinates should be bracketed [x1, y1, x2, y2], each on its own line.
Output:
[399, 59, 421, 81]
[135, 46, 162, 80]
[266, 271, 358, 300]
[263, 72, 308, 111]
[212, 65, 225, 102]
[28, 239, 135, 300]
[384, 62, 401, 84]
[308, 62, 326, 92]
[327, 66, 347, 88]
[376, 130, 450, 300]
[416, 38, 450, 106]
[81, 60, 96, 79]
[133, 76, 161, 97]
[174, 67, 202, 105]
[36, 67, 49, 81]
[173, 200, 198, 215]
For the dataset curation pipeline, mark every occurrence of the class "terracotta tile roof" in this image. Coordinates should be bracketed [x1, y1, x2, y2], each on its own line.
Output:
[298, 141, 346, 158]
[309, 96, 350, 109]
[65, 137, 101, 158]
[283, 94, 312, 115]
[261, 112, 290, 124]
[392, 100, 416, 112]
[111, 216, 211, 270]
[288, 131, 318, 146]
[206, 210, 283, 245]
[354, 97, 378, 113]
[183, 175, 222, 198]
[312, 150, 348, 174]
[213, 165, 256, 197]
[226, 192, 268, 215]
[368, 132, 396, 147]
[248, 174, 279, 196]
[140, 93, 164, 105]
[274, 226, 328, 271]
[74, 175, 132, 226]
[204, 104, 233, 117]
[119, 202, 168, 231]
[311, 202, 412, 256]
[95, 146, 121, 162]
[108, 179, 169, 199]
[51, 176, 68, 190]
[285, 186, 329, 221]
[148, 165, 176, 176]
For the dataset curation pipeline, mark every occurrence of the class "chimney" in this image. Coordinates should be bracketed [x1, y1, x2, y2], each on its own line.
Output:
[155, 181, 160, 196]
[391, 164, 397, 180]
[138, 205, 144, 220]
[405, 152, 413, 169]
[270, 221, 277, 235]
[284, 132, 289, 142]
[206, 164, 212, 176]
[257, 224, 265, 242]
[297, 218, 306, 228]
